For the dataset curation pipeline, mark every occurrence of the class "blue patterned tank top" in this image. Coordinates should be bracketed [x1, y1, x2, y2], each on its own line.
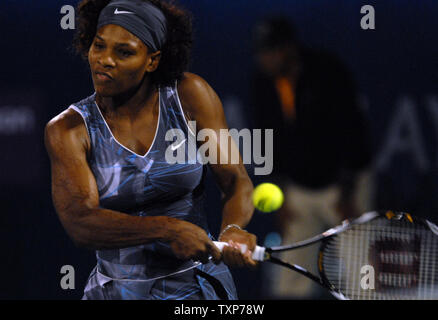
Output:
[69, 84, 209, 280]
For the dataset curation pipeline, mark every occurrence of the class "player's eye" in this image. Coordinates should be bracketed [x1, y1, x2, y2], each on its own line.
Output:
[93, 42, 105, 50]
[119, 49, 134, 57]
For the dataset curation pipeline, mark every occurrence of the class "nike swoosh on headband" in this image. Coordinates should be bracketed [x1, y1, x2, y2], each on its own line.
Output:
[114, 8, 135, 15]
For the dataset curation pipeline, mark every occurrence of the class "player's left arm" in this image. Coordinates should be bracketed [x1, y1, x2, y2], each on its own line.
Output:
[177, 72, 257, 268]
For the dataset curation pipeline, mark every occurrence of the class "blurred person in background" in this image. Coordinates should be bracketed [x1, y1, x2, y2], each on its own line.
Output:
[251, 16, 374, 299]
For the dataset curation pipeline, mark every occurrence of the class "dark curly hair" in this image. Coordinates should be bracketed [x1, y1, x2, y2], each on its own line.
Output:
[73, 0, 193, 87]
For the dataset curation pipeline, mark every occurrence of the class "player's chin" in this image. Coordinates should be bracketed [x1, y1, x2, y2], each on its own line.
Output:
[93, 84, 120, 97]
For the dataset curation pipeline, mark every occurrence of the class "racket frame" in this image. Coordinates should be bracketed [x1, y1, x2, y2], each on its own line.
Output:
[263, 210, 438, 299]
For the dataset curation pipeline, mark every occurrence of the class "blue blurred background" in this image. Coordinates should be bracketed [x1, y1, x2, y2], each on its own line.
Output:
[0, 0, 437, 299]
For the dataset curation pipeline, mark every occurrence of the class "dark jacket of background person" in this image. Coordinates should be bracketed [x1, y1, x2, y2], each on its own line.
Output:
[252, 47, 372, 190]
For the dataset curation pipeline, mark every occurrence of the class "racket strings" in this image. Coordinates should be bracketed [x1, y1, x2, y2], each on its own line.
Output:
[321, 218, 438, 300]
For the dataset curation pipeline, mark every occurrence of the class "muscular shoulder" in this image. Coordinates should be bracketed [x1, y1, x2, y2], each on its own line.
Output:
[177, 72, 210, 97]
[45, 108, 90, 159]
[177, 72, 223, 121]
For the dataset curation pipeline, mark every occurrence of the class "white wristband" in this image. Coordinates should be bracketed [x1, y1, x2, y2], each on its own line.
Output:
[218, 224, 242, 241]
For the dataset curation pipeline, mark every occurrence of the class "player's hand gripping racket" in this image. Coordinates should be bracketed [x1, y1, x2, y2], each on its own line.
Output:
[214, 211, 438, 300]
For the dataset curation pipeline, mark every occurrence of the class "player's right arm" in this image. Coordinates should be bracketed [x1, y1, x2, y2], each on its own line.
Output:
[44, 109, 220, 263]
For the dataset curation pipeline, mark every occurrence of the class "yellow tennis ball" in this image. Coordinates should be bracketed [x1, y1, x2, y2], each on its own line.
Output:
[252, 183, 284, 213]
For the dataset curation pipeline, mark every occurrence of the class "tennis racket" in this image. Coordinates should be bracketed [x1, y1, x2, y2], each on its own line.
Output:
[214, 210, 438, 300]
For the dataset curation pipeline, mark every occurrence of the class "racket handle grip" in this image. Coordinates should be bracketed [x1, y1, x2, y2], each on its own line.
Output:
[213, 241, 266, 261]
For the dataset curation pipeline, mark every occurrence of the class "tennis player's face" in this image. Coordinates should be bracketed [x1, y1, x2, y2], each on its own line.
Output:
[88, 24, 158, 97]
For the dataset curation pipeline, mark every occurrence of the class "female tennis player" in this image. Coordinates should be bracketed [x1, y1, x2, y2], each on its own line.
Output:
[44, 0, 256, 300]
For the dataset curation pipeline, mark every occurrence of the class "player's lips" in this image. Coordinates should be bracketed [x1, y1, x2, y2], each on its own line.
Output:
[94, 71, 114, 81]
